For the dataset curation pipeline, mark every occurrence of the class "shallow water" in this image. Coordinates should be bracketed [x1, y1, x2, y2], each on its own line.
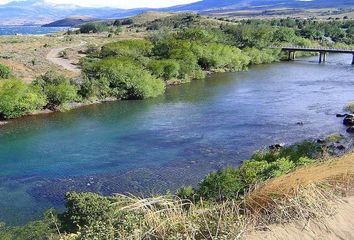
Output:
[0, 54, 353, 225]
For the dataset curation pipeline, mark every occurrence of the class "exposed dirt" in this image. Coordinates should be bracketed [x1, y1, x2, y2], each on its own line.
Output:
[46, 41, 86, 73]
[247, 196, 354, 240]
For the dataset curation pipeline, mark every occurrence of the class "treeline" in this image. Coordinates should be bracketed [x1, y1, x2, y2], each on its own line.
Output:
[1, 19, 348, 119]
[0, 140, 325, 239]
[240, 18, 354, 45]
[0, 70, 80, 119]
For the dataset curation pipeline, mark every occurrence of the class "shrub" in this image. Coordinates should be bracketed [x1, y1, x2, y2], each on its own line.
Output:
[44, 83, 78, 109]
[198, 167, 245, 201]
[192, 141, 318, 202]
[244, 47, 281, 65]
[0, 220, 56, 240]
[192, 43, 250, 71]
[34, 71, 79, 109]
[176, 186, 196, 201]
[0, 79, 47, 119]
[61, 192, 114, 233]
[100, 40, 153, 59]
[80, 23, 109, 34]
[85, 57, 165, 99]
[0, 63, 11, 79]
[147, 59, 180, 80]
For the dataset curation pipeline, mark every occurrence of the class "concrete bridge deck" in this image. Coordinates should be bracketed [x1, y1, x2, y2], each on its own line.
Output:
[271, 46, 354, 64]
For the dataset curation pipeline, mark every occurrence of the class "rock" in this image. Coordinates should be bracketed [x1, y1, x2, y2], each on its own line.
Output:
[336, 114, 348, 118]
[317, 139, 326, 144]
[336, 145, 345, 150]
[296, 122, 304, 126]
[269, 144, 284, 150]
[343, 115, 354, 126]
[346, 127, 354, 133]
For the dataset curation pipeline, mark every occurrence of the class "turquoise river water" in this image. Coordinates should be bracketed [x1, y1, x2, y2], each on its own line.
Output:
[0, 54, 353, 225]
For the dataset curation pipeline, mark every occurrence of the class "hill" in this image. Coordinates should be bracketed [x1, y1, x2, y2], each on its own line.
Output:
[167, 0, 354, 12]
[42, 16, 97, 27]
[1, 0, 354, 25]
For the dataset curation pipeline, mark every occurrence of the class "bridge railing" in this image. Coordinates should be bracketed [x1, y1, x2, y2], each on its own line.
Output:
[269, 45, 354, 51]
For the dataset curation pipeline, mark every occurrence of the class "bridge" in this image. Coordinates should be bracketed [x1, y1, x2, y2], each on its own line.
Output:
[271, 46, 354, 64]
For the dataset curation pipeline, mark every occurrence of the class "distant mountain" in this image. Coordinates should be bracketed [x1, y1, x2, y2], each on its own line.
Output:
[0, 0, 146, 25]
[166, 0, 354, 12]
[0, 0, 353, 25]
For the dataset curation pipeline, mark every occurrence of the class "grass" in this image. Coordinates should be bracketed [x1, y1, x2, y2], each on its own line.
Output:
[0, 32, 145, 82]
[53, 152, 354, 239]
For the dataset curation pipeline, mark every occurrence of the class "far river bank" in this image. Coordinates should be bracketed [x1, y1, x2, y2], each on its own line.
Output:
[0, 53, 353, 225]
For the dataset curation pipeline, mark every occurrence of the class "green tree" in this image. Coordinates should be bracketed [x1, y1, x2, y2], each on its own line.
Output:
[147, 59, 180, 80]
[85, 57, 165, 99]
[33, 71, 79, 109]
[0, 80, 47, 119]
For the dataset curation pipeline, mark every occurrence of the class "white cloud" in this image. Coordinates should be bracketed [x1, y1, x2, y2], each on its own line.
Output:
[0, 0, 201, 8]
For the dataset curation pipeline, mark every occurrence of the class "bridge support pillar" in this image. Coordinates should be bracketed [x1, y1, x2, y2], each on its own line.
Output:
[323, 52, 327, 63]
[288, 51, 296, 61]
[352, 54, 354, 65]
[319, 52, 322, 63]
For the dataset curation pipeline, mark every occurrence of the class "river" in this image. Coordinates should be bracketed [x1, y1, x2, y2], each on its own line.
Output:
[0, 54, 353, 225]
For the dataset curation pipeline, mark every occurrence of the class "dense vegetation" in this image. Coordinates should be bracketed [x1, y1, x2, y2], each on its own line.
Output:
[2, 15, 353, 119]
[239, 18, 354, 45]
[0, 141, 325, 239]
[0, 15, 353, 239]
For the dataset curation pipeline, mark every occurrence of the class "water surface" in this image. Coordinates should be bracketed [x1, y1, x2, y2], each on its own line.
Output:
[0, 25, 66, 35]
[0, 54, 353, 225]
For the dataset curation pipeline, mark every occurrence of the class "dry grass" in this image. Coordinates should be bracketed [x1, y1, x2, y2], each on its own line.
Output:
[58, 153, 354, 239]
[243, 151, 354, 239]
[110, 195, 246, 240]
[0, 32, 145, 81]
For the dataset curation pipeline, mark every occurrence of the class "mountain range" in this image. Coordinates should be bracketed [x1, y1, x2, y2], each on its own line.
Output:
[0, 0, 353, 25]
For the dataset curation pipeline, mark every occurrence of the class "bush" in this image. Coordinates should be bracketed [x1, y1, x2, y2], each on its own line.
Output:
[0, 79, 47, 119]
[80, 23, 109, 34]
[244, 48, 281, 65]
[100, 40, 153, 59]
[61, 192, 114, 233]
[0, 220, 56, 240]
[0, 64, 11, 79]
[193, 141, 318, 202]
[198, 167, 245, 201]
[147, 59, 180, 80]
[85, 57, 165, 99]
[192, 43, 250, 71]
[34, 71, 79, 109]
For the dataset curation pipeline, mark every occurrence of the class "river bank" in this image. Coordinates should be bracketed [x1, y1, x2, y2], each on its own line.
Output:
[0, 54, 353, 225]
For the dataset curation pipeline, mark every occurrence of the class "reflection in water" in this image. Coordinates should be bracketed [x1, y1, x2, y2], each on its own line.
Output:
[0, 54, 353, 224]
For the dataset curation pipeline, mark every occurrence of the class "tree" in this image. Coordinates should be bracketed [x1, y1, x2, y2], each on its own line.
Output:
[33, 71, 79, 109]
[0, 80, 47, 119]
[85, 57, 165, 99]
[147, 59, 180, 80]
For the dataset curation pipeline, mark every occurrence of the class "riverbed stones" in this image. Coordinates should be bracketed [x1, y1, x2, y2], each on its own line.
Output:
[347, 127, 354, 133]
[336, 114, 348, 118]
[269, 143, 284, 150]
[343, 115, 354, 126]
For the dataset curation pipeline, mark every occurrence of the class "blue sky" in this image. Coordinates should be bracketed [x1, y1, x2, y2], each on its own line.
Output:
[0, 0, 201, 8]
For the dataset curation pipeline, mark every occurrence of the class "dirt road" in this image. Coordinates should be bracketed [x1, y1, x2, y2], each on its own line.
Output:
[46, 41, 86, 73]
